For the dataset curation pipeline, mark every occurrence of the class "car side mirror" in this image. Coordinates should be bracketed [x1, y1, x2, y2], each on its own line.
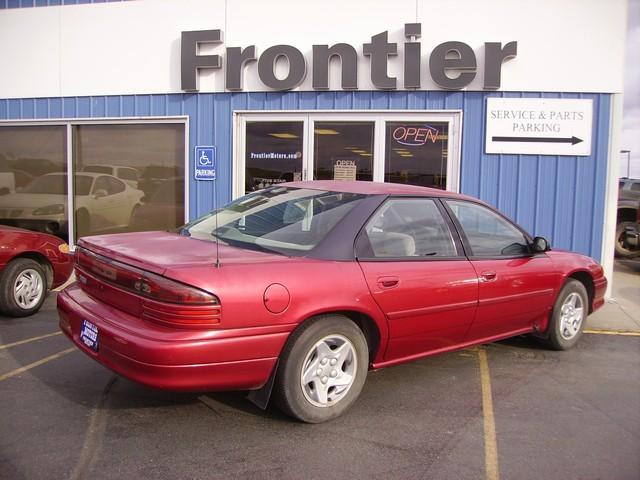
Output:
[532, 236, 550, 253]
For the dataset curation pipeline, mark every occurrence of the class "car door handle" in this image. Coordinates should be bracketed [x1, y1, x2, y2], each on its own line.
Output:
[480, 271, 497, 282]
[377, 276, 399, 289]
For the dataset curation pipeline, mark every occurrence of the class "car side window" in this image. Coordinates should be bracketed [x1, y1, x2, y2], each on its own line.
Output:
[356, 198, 458, 258]
[106, 177, 126, 194]
[118, 168, 139, 181]
[631, 182, 640, 192]
[446, 200, 530, 257]
[92, 176, 111, 195]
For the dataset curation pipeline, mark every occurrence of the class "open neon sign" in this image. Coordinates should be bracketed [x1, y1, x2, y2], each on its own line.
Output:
[392, 125, 439, 146]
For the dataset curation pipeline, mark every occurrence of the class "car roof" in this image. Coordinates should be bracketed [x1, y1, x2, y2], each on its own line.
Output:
[283, 180, 473, 199]
[83, 165, 137, 170]
[43, 172, 105, 179]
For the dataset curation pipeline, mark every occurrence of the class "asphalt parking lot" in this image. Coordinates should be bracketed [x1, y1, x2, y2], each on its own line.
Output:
[1, 294, 639, 480]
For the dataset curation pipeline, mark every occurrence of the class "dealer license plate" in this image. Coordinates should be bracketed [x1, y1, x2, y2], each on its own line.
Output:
[80, 319, 99, 352]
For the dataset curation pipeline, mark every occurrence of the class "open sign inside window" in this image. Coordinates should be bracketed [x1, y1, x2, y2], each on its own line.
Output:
[392, 125, 440, 146]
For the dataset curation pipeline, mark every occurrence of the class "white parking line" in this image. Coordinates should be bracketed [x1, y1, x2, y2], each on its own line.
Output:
[0, 331, 62, 350]
[0, 347, 76, 382]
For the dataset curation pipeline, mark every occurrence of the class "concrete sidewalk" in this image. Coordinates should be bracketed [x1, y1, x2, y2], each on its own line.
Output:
[587, 259, 640, 332]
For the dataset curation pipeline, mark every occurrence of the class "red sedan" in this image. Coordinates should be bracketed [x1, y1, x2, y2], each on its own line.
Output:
[1, 225, 73, 317]
[57, 181, 606, 422]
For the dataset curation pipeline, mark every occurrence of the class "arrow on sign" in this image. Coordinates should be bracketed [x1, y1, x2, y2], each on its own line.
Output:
[492, 136, 583, 145]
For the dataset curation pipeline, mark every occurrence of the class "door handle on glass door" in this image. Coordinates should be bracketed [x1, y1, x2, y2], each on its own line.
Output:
[377, 276, 399, 289]
[480, 271, 497, 282]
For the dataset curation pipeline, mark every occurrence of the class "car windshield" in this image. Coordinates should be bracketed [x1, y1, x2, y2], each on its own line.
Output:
[186, 187, 364, 255]
[24, 174, 93, 195]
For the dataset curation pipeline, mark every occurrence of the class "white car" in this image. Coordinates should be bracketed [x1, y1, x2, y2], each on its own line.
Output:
[0, 172, 144, 237]
[81, 165, 140, 189]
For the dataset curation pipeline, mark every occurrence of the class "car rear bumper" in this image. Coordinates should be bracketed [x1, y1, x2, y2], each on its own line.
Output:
[57, 285, 289, 392]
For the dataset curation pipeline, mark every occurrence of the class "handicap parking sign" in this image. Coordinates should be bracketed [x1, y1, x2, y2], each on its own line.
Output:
[194, 146, 216, 180]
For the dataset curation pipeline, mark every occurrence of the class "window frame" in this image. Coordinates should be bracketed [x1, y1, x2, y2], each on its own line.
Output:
[354, 196, 466, 262]
[0, 117, 189, 248]
[441, 198, 537, 260]
[233, 110, 462, 199]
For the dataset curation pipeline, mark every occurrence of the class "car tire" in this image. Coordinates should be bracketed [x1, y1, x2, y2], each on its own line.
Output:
[0, 258, 47, 317]
[273, 315, 369, 423]
[540, 279, 588, 351]
[615, 221, 638, 258]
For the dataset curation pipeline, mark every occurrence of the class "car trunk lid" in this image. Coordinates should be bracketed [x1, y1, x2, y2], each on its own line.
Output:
[77, 231, 285, 275]
[74, 231, 288, 328]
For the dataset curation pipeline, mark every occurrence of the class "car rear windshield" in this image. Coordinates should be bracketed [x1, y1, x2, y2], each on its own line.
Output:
[83, 165, 112, 174]
[143, 166, 179, 178]
[186, 187, 364, 255]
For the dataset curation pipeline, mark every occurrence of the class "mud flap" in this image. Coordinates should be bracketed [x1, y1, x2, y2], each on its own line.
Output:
[246, 359, 278, 410]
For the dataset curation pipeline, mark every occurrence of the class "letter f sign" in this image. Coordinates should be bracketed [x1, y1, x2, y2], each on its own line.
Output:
[181, 30, 223, 91]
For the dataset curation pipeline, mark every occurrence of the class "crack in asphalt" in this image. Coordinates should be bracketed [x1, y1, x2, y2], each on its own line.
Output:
[68, 375, 118, 480]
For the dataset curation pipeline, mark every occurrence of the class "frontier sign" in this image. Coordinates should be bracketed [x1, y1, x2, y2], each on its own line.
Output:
[181, 24, 517, 92]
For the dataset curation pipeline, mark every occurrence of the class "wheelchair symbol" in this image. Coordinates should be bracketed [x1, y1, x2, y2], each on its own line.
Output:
[198, 150, 212, 166]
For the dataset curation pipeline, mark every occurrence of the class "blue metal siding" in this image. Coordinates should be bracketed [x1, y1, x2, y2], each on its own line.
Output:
[0, 91, 611, 261]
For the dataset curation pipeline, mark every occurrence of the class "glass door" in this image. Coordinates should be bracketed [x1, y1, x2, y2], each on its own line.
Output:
[235, 111, 461, 198]
[312, 121, 375, 182]
[244, 121, 305, 192]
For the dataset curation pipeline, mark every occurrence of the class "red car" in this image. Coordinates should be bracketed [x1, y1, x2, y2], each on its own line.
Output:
[58, 181, 606, 423]
[0, 226, 73, 317]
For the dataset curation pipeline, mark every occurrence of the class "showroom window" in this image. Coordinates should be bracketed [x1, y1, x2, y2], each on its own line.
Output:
[385, 122, 448, 188]
[0, 119, 187, 245]
[234, 111, 461, 198]
[0, 125, 68, 237]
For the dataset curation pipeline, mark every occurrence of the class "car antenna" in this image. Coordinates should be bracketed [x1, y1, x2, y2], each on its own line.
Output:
[214, 173, 220, 268]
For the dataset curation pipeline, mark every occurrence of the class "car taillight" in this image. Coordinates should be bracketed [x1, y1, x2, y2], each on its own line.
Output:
[141, 299, 220, 328]
[132, 272, 217, 305]
[75, 247, 221, 328]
